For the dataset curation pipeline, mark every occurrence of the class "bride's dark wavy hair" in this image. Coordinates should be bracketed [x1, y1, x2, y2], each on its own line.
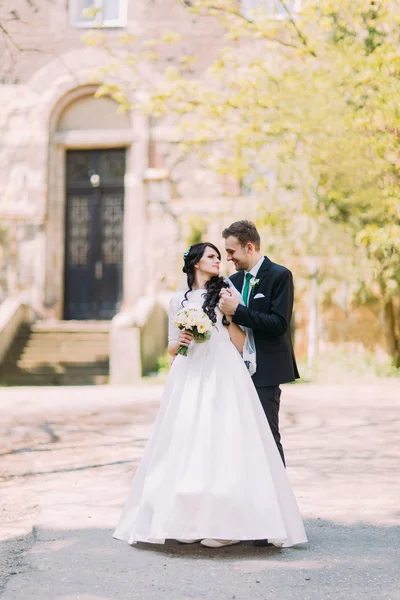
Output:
[182, 242, 230, 326]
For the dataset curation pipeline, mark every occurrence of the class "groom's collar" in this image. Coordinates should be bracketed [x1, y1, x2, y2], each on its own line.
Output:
[245, 256, 267, 279]
[230, 256, 271, 291]
[256, 256, 271, 277]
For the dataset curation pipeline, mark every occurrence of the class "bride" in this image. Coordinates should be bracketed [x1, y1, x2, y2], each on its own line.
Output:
[113, 242, 307, 549]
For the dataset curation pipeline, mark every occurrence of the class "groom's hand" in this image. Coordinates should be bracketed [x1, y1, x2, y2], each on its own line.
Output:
[219, 289, 239, 316]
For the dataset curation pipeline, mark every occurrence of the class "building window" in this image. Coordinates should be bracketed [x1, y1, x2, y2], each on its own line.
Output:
[241, 0, 301, 20]
[70, 0, 127, 28]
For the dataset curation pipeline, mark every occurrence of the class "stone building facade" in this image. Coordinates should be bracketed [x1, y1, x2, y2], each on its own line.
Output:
[0, 0, 271, 381]
[0, 1, 224, 312]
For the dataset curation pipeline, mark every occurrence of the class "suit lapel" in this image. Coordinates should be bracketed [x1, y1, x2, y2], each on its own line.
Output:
[248, 256, 271, 307]
[230, 271, 244, 293]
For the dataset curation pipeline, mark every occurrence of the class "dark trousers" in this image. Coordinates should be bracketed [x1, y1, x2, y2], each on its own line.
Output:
[255, 385, 285, 466]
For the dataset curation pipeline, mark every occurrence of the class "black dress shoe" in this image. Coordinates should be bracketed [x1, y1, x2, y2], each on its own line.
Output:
[253, 539, 274, 547]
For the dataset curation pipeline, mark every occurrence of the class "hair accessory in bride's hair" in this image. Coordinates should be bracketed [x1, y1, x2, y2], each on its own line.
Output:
[183, 246, 191, 258]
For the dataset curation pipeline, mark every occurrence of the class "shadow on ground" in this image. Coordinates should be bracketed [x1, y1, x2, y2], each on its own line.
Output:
[1, 519, 399, 600]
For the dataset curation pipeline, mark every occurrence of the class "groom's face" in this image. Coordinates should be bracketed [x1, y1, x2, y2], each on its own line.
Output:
[224, 236, 251, 271]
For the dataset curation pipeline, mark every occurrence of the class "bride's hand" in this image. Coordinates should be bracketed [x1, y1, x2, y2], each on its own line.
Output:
[178, 330, 194, 347]
[219, 289, 232, 306]
[220, 289, 232, 297]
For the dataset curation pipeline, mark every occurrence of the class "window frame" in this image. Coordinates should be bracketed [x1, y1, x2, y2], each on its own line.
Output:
[70, 0, 128, 29]
[240, 0, 302, 21]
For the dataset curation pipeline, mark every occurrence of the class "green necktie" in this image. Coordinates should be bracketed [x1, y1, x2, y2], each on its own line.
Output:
[242, 272, 253, 306]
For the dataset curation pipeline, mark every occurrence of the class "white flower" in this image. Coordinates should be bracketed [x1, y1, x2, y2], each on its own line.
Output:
[174, 306, 214, 335]
[174, 309, 188, 327]
[249, 278, 260, 289]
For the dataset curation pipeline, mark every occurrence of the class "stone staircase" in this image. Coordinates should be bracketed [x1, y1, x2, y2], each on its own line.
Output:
[0, 321, 110, 386]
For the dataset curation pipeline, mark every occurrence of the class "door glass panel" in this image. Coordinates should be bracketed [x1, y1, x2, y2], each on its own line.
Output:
[67, 196, 90, 265]
[102, 193, 124, 265]
[99, 149, 126, 181]
[67, 151, 92, 184]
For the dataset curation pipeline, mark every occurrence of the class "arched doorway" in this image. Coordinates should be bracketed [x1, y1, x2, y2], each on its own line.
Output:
[45, 87, 145, 320]
[57, 94, 130, 320]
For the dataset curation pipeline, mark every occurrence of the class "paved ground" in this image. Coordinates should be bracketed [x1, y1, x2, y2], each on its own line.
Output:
[0, 381, 399, 600]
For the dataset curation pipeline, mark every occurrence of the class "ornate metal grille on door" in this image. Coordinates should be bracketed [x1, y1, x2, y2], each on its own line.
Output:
[64, 149, 125, 320]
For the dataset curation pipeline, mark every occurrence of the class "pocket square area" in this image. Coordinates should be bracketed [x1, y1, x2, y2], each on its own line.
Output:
[253, 293, 265, 299]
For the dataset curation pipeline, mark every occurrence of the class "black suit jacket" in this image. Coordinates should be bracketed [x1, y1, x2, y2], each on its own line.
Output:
[231, 257, 300, 387]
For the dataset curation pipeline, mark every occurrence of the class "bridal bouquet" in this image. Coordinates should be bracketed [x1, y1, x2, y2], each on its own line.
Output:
[175, 306, 214, 356]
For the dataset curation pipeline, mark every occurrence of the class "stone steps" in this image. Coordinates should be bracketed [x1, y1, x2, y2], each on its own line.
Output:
[0, 321, 110, 386]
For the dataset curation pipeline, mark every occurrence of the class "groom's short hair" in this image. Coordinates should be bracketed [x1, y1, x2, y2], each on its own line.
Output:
[222, 220, 261, 250]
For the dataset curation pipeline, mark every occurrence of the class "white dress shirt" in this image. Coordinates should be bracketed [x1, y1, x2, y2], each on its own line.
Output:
[241, 256, 265, 295]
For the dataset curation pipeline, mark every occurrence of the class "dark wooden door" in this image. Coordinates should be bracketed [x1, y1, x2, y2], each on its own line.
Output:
[64, 149, 125, 320]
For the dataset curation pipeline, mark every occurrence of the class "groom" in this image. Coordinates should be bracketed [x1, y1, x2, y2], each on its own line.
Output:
[220, 220, 299, 468]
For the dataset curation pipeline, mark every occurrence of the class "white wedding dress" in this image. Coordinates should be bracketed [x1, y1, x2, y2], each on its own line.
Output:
[114, 289, 307, 546]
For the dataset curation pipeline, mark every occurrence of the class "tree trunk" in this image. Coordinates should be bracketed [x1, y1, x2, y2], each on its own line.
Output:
[383, 298, 400, 368]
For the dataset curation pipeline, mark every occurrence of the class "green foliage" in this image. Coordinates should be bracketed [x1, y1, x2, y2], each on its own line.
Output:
[185, 216, 208, 246]
[155, 351, 171, 374]
[357, 224, 400, 298]
[87, 0, 400, 365]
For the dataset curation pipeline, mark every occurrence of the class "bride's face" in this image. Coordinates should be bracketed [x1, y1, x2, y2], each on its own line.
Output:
[195, 246, 221, 278]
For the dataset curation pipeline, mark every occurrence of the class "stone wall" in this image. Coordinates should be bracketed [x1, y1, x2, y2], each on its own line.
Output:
[0, 0, 225, 317]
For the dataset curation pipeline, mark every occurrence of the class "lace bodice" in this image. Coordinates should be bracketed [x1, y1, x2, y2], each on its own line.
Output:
[168, 289, 231, 344]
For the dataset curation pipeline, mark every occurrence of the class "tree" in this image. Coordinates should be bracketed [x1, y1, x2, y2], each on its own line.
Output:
[87, 0, 400, 366]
